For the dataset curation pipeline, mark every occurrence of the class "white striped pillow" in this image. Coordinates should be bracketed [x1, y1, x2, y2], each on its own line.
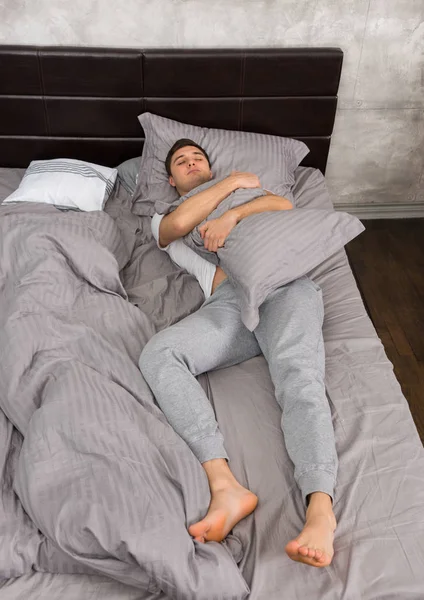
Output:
[3, 159, 117, 212]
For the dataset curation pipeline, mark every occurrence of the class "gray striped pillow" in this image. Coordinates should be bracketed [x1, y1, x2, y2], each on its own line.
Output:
[116, 156, 142, 195]
[132, 112, 309, 216]
[216, 209, 365, 330]
[3, 159, 117, 212]
[182, 186, 365, 330]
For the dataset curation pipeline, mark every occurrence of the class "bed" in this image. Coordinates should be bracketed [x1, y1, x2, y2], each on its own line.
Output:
[0, 45, 423, 600]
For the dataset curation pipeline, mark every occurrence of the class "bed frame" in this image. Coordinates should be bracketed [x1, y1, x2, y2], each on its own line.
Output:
[0, 45, 342, 173]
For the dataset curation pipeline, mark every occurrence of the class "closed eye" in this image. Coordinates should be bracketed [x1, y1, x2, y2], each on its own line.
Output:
[176, 154, 204, 166]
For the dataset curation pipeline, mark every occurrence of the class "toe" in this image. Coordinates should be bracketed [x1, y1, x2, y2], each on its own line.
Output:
[189, 520, 210, 539]
[285, 540, 300, 557]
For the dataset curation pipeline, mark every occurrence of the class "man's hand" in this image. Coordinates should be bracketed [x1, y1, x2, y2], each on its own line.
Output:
[229, 171, 261, 190]
[199, 211, 239, 252]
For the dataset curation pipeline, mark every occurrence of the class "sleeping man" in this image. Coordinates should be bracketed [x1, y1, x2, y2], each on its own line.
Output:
[139, 139, 338, 568]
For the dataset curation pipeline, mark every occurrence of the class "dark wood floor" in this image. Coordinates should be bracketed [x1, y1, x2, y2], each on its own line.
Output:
[345, 218, 424, 444]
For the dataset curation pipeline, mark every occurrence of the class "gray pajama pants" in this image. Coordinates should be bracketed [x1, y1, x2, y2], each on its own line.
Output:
[139, 276, 338, 505]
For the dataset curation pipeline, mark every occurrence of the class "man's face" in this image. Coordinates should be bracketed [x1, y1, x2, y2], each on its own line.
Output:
[169, 146, 212, 195]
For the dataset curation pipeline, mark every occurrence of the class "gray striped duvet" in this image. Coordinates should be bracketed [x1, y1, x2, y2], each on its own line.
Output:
[0, 201, 248, 599]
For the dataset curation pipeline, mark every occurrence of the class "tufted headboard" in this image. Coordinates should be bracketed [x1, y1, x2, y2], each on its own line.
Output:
[0, 45, 343, 172]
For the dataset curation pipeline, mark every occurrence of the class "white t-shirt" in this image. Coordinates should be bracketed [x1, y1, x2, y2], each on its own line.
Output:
[151, 213, 216, 298]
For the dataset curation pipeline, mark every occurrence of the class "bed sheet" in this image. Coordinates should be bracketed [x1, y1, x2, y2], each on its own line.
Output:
[0, 168, 423, 600]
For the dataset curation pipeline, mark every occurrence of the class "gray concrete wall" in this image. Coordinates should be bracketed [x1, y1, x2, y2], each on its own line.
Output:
[1, 1, 423, 215]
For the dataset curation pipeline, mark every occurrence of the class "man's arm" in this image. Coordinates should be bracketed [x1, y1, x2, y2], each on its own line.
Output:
[230, 191, 293, 222]
[199, 192, 293, 252]
[158, 172, 260, 248]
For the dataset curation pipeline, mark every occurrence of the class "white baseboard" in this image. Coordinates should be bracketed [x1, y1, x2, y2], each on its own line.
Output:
[333, 202, 424, 220]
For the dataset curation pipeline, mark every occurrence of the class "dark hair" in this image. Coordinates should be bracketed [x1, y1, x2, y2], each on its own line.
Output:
[165, 138, 211, 176]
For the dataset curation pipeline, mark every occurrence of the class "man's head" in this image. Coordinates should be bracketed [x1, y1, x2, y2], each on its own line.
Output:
[165, 139, 212, 196]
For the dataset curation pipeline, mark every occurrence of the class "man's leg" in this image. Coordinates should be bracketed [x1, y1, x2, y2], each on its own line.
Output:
[254, 275, 338, 568]
[139, 280, 261, 542]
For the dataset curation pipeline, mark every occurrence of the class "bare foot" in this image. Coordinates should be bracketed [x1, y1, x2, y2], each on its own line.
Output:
[189, 481, 258, 543]
[285, 493, 337, 568]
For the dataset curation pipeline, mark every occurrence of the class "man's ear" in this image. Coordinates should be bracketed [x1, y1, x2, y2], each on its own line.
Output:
[169, 176, 176, 188]
[209, 171, 213, 180]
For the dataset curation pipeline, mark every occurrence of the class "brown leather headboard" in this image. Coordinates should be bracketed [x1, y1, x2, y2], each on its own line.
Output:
[0, 45, 343, 173]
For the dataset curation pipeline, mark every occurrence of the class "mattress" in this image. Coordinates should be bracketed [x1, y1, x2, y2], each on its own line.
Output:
[0, 166, 423, 599]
